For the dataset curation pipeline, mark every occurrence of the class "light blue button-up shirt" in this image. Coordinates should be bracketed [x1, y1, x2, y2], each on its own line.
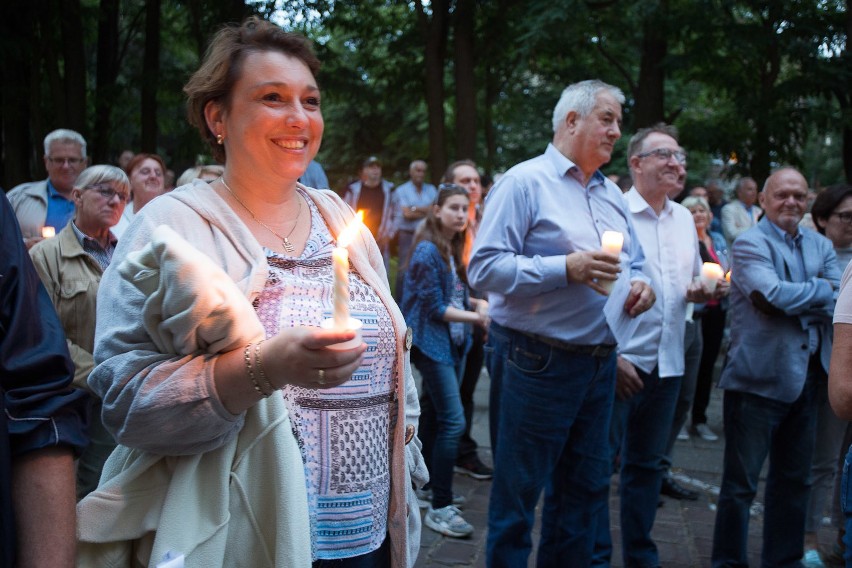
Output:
[469, 143, 648, 344]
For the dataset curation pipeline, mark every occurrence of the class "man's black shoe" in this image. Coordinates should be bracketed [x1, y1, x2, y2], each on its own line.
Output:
[660, 477, 699, 501]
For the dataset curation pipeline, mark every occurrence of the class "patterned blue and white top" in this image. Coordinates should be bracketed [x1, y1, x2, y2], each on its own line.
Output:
[253, 190, 397, 560]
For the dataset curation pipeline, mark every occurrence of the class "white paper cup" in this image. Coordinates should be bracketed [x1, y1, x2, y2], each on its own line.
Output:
[320, 317, 363, 350]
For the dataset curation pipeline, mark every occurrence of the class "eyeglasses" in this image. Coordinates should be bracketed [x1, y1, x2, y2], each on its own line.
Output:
[47, 156, 84, 166]
[832, 211, 852, 224]
[636, 148, 687, 165]
[84, 184, 129, 203]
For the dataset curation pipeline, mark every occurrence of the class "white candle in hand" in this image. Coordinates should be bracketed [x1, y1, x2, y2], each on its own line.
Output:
[41, 226, 56, 238]
[701, 262, 724, 293]
[332, 246, 350, 328]
[600, 231, 624, 293]
[332, 211, 364, 330]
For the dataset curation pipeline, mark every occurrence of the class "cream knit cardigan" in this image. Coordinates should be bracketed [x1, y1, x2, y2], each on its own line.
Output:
[77, 181, 426, 567]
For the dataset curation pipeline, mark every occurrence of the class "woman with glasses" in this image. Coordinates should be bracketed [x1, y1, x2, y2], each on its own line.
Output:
[112, 153, 167, 238]
[401, 184, 489, 538]
[802, 184, 852, 565]
[28, 164, 130, 499]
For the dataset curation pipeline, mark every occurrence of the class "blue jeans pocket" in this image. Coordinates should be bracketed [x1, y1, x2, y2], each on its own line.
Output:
[507, 334, 553, 374]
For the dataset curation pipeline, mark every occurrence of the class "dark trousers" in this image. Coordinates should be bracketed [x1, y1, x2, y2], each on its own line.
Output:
[457, 323, 486, 462]
[691, 306, 726, 426]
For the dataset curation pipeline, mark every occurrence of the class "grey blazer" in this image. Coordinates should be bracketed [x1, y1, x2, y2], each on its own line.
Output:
[719, 217, 840, 403]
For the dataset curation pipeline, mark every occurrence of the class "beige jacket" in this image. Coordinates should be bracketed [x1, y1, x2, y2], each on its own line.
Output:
[29, 221, 101, 389]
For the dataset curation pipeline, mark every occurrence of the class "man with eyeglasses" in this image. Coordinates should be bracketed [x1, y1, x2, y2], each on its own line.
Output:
[29, 164, 129, 499]
[469, 79, 655, 567]
[7, 129, 88, 248]
[594, 124, 722, 566]
[712, 167, 840, 567]
[721, 176, 762, 247]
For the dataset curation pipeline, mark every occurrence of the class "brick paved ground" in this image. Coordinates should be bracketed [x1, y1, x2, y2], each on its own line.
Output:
[413, 370, 840, 567]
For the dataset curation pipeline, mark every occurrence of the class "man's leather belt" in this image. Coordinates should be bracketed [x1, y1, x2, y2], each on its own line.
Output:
[515, 329, 617, 358]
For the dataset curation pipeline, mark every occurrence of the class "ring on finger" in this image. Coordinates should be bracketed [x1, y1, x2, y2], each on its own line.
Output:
[318, 368, 326, 385]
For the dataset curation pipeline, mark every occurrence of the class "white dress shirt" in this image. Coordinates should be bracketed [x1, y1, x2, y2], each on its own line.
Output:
[620, 187, 701, 378]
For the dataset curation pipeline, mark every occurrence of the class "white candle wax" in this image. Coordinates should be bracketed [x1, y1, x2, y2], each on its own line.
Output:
[601, 230, 624, 256]
[701, 262, 724, 293]
[332, 246, 350, 329]
[599, 231, 623, 293]
[41, 226, 56, 238]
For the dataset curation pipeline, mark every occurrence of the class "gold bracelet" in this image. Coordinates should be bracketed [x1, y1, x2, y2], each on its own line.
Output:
[244, 342, 269, 397]
[255, 340, 275, 394]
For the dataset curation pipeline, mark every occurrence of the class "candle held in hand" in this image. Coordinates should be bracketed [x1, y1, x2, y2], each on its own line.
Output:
[41, 226, 56, 238]
[701, 262, 724, 293]
[599, 231, 623, 293]
[332, 211, 364, 329]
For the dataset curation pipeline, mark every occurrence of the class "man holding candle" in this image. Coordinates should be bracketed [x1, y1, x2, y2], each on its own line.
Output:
[7, 129, 88, 249]
[469, 79, 655, 567]
[712, 167, 840, 568]
[595, 124, 720, 567]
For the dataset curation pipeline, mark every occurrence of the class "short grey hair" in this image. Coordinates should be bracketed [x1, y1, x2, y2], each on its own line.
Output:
[626, 123, 679, 161]
[44, 129, 87, 157]
[552, 80, 625, 133]
[681, 196, 710, 212]
[73, 165, 129, 194]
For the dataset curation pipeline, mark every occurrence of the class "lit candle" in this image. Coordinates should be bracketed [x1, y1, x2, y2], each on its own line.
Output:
[332, 211, 364, 329]
[600, 231, 623, 292]
[41, 226, 56, 238]
[725, 270, 731, 283]
[701, 262, 724, 293]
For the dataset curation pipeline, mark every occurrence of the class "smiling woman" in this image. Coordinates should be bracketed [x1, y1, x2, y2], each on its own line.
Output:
[77, 16, 426, 568]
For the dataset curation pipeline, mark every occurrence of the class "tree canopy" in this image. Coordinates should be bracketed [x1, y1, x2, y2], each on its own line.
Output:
[1, 0, 849, 192]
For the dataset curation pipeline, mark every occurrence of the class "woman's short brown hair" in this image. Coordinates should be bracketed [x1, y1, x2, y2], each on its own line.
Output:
[124, 153, 166, 178]
[183, 16, 321, 164]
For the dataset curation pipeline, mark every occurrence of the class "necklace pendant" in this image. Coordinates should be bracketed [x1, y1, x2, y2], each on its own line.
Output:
[282, 237, 295, 253]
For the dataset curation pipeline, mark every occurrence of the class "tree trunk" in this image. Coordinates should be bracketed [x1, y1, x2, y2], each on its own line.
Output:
[93, 0, 121, 163]
[415, 0, 449, 185]
[141, 0, 161, 153]
[842, 0, 852, 183]
[632, 2, 667, 128]
[59, 0, 87, 135]
[453, 0, 476, 162]
[0, 2, 37, 187]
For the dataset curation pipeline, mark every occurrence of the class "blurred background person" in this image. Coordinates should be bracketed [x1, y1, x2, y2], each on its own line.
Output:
[721, 177, 761, 246]
[401, 184, 488, 538]
[442, 159, 493, 480]
[344, 156, 395, 269]
[392, 159, 437, 299]
[299, 158, 329, 189]
[682, 195, 730, 443]
[7, 128, 87, 248]
[28, 165, 129, 499]
[113, 153, 167, 238]
[175, 163, 225, 186]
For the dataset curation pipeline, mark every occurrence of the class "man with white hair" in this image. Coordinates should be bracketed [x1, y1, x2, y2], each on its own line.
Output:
[469, 79, 655, 567]
[7, 129, 87, 248]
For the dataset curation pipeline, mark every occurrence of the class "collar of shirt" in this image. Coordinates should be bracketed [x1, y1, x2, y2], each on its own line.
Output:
[546, 143, 607, 191]
[71, 221, 117, 271]
[626, 186, 673, 219]
[767, 219, 802, 249]
[46, 179, 71, 201]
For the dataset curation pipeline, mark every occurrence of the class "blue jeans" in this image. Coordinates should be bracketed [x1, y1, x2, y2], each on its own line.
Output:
[841, 445, 852, 566]
[485, 322, 616, 568]
[711, 375, 818, 568]
[595, 365, 682, 567]
[411, 346, 466, 509]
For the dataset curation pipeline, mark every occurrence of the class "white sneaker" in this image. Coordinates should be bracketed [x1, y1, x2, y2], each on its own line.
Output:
[425, 505, 474, 538]
[694, 423, 718, 441]
[802, 548, 826, 567]
[676, 425, 690, 441]
[414, 488, 466, 509]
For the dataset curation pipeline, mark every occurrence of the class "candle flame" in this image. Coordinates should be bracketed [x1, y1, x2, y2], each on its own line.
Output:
[337, 210, 364, 248]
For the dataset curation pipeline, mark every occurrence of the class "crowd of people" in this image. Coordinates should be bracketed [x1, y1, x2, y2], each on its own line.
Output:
[3, 16, 852, 568]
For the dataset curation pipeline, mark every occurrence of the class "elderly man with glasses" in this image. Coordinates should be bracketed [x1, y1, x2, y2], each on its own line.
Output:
[29, 164, 130, 499]
[7, 129, 88, 248]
